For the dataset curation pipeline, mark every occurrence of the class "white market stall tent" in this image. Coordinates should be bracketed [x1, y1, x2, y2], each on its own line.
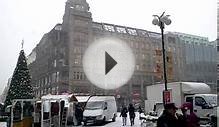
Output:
[40, 94, 90, 127]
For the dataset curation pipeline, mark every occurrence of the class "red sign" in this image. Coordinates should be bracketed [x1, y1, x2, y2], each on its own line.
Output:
[163, 90, 172, 104]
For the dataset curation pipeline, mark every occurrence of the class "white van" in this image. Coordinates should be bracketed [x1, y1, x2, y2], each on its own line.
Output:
[83, 96, 117, 125]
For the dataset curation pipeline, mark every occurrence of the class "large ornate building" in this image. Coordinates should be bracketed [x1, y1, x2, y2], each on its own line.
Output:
[27, 0, 217, 107]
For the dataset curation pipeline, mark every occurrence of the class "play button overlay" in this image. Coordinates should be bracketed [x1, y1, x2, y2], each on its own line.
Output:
[105, 52, 117, 75]
[83, 38, 135, 90]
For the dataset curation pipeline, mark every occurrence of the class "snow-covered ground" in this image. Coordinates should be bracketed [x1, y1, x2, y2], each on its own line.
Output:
[70, 112, 156, 127]
[0, 122, 7, 127]
[98, 112, 141, 127]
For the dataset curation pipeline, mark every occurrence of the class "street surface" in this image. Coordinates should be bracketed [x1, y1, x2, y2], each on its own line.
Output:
[89, 112, 141, 127]
[0, 112, 214, 127]
[68, 112, 155, 127]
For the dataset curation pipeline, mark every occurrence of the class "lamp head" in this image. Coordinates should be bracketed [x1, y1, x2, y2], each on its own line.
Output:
[152, 17, 159, 26]
[161, 15, 171, 25]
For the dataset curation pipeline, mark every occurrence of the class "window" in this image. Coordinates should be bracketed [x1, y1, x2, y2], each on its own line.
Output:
[80, 72, 83, 80]
[54, 60, 57, 67]
[56, 72, 59, 82]
[136, 65, 140, 70]
[138, 30, 148, 37]
[77, 72, 80, 79]
[145, 43, 149, 49]
[92, 23, 103, 30]
[168, 37, 176, 44]
[45, 77, 47, 85]
[127, 28, 137, 35]
[74, 59, 79, 64]
[142, 54, 145, 59]
[75, 4, 85, 11]
[74, 20, 88, 27]
[52, 73, 56, 83]
[48, 76, 51, 83]
[104, 102, 108, 110]
[55, 24, 62, 31]
[186, 97, 193, 104]
[148, 32, 161, 39]
[135, 42, 138, 48]
[116, 27, 127, 33]
[38, 80, 40, 87]
[73, 72, 76, 79]
[141, 43, 145, 49]
[52, 88, 55, 94]
[103, 24, 115, 32]
[195, 97, 206, 106]
[74, 47, 77, 53]
[41, 79, 44, 87]
[130, 42, 134, 47]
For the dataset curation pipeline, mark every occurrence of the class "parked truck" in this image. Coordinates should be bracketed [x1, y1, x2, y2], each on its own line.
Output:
[145, 82, 217, 119]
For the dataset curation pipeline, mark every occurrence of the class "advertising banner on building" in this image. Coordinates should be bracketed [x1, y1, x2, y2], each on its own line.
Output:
[155, 50, 173, 82]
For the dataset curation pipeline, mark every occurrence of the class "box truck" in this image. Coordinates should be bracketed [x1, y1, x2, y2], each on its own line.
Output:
[145, 82, 217, 119]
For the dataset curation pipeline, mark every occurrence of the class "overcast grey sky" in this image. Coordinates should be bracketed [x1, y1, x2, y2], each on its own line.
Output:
[0, 0, 217, 94]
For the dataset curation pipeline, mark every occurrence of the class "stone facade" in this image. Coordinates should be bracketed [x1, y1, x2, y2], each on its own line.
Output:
[28, 0, 217, 107]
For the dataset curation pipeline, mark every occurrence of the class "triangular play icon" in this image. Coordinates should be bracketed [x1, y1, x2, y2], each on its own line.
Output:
[105, 51, 117, 75]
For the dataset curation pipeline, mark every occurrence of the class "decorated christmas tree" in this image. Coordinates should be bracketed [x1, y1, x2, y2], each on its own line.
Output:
[4, 49, 33, 107]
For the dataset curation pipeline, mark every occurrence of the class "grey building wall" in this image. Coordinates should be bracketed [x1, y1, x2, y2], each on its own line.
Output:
[166, 32, 217, 93]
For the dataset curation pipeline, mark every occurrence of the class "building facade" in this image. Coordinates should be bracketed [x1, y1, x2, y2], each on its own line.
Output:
[165, 32, 217, 92]
[27, 0, 217, 107]
[0, 78, 11, 103]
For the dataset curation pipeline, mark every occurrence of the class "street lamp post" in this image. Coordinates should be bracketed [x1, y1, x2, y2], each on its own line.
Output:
[152, 12, 171, 104]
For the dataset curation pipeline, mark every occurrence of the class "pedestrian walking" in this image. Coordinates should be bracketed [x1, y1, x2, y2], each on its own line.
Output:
[75, 103, 83, 125]
[138, 105, 143, 119]
[157, 103, 183, 127]
[120, 105, 128, 126]
[34, 102, 41, 127]
[181, 102, 200, 127]
[128, 103, 135, 126]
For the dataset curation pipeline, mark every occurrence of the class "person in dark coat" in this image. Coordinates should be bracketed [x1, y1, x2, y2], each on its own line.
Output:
[138, 105, 143, 119]
[120, 105, 128, 126]
[75, 103, 83, 125]
[128, 103, 135, 126]
[181, 102, 200, 127]
[157, 103, 183, 127]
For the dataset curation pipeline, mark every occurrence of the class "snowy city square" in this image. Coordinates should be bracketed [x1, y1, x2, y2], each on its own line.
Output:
[0, 0, 218, 127]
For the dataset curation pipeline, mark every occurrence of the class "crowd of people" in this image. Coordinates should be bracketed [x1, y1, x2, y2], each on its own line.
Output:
[120, 102, 200, 127]
[157, 102, 200, 127]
